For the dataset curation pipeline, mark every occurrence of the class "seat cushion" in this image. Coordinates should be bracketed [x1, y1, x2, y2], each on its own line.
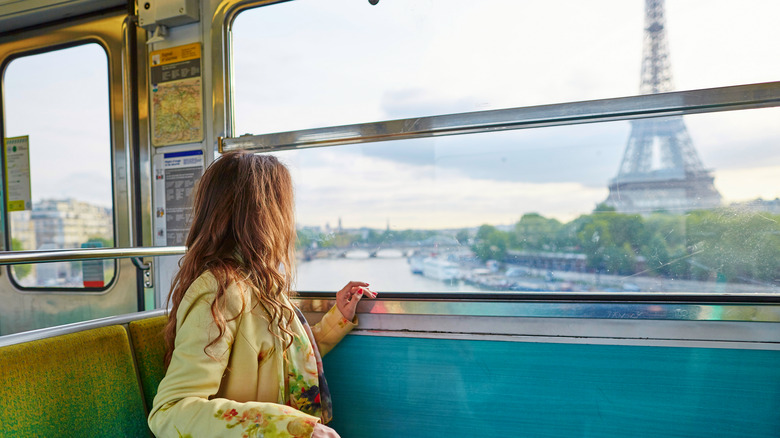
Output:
[128, 315, 168, 411]
[0, 325, 148, 437]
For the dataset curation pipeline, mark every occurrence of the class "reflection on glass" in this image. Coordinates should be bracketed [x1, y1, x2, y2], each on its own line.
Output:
[280, 110, 779, 295]
[3, 44, 115, 288]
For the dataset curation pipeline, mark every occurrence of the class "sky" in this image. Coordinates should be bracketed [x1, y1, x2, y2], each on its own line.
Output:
[3, 44, 112, 208]
[231, 0, 780, 230]
[1, 0, 778, 231]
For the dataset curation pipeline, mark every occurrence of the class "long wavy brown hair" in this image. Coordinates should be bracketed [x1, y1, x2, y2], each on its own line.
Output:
[163, 151, 297, 367]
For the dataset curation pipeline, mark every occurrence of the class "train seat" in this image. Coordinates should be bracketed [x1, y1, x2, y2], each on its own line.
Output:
[128, 315, 167, 412]
[0, 324, 148, 437]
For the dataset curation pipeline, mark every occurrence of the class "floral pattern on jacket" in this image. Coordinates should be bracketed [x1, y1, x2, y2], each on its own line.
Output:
[147, 271, 356, 438]
[285, 331, 322, 417]
[214, 407, 316, 438]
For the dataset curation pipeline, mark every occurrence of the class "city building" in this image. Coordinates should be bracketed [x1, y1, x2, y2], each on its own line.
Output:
[32, 198, 113, 250]
[24, 199, 114, 287]
[9, 210, 36, 251]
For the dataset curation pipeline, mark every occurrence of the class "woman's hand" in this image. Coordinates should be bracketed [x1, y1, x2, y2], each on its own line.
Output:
[311, 423, 341, 437]
[336, 280, 377, 321]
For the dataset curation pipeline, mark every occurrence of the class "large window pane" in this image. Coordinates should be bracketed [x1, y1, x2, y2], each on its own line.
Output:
[3, 44, 115, 289]
[231, 0, 779, 295]
[232, 0, 780, 135]
[281, 109, 779, 294]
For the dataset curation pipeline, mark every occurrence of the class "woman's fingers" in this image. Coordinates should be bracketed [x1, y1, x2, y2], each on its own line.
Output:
[337, 283, 378, 321]
[337, 281, 373, 300]
[339, 281, 369, 294]
[355, 287, 378, 299]
[345, 286, 377, 301]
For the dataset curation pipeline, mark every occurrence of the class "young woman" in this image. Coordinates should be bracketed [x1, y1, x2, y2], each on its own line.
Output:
[148, 151, 375, 438]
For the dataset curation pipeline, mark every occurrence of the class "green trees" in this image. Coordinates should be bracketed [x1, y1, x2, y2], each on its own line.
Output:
[471, 225, 508, 262]
[467, 207, 779, 284]
[296, 206, 778, 286]
[295, 227, 441, 250]
[576, 211, 645, 275]
[514, 213, 562, 251]
[11, 238, 31, 279]
[684, 210, 779, 283]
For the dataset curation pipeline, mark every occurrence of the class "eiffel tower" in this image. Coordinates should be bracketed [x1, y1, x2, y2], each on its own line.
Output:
[604, 0, 721, 214]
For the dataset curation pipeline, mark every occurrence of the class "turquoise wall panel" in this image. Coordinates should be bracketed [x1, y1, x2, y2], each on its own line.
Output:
[323, 336, 780, 438]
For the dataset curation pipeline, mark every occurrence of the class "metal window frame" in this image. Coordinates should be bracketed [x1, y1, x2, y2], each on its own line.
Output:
[0, 246, 186, 265]
[211, 2, 780, 316]
[216, 80, 780, 304]
[219, 81, 780, 152]
[0, 13, 137, 296]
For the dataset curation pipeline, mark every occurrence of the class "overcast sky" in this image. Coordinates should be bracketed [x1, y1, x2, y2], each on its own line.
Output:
[4, 44, 112, 209]
[232, 0, 780, 229]
[2, 0, 777, 231]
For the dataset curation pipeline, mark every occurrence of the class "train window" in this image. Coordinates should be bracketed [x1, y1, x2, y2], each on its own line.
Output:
[231, 0, 779, 135]
[279, 108, 780, 295]
[230, 0, 779, 296]
[2, 43, 115, 289]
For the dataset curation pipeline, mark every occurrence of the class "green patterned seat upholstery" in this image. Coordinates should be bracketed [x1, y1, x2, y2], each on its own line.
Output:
[0, 325, 148, 437]
[128, 315, 167, 411]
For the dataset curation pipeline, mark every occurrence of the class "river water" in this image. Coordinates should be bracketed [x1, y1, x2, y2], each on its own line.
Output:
[294, 254, 481, 293]
[294, 252, 779, 295]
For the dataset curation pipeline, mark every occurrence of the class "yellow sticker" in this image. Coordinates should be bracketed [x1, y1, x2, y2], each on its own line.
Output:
[150, 42, 201, 67]
[8, 200, 25, 212]
[4, 136, 32, 211]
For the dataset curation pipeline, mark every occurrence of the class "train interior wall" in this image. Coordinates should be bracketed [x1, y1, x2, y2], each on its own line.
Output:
[323, 328, 780, 437]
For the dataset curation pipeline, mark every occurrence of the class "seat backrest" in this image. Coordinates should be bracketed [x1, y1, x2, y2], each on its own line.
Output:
[128, 315, 168, 412]
[0, 324, 148, 437]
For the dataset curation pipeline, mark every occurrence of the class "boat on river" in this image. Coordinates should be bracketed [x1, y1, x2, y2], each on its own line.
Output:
[422, 257, 460, 281]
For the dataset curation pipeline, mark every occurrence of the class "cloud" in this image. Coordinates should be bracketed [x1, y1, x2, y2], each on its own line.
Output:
[666, 1, 780, 89]
[686, 108, 780, 170]
[280, 149, 606, 229]
[233, 0, 780, 207]
[231, 0, 647, 133]
[351, 114, 630, 187]
[379, 88, 484, 121]
[46, 172, 113, 207]
[714, 166, 780, 203]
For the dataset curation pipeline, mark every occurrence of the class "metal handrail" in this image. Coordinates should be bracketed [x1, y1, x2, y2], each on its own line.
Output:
[0, 309, 167, 348]
[219, 81, 780, 152]
[0, 246, 186, 265]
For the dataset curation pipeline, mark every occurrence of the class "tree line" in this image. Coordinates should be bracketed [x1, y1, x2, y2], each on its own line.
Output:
[472, 205, 778, 284]
[296, 205, 778, 285]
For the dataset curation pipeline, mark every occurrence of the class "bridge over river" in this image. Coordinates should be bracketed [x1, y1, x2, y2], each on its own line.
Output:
[301, 242, 461, 260]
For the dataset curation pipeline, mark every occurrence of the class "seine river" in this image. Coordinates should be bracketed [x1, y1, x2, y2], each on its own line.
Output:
[294, 253, 481, 293]
[294, 251, 779, 295]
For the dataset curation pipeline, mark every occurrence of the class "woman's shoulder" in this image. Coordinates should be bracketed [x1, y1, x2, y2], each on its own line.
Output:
[189, 270, 218, 290]
[182, 270, 218, 301]
[182, 270, 253, 313]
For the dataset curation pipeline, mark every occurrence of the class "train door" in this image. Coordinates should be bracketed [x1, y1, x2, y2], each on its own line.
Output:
[0, 3, 151, 335]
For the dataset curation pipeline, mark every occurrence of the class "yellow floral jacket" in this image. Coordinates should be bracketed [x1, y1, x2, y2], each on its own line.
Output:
[148, 272, 356, 438]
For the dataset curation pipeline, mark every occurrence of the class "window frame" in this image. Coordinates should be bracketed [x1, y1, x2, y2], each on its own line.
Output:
[0, 27, 123, 293]
[218, 0, 780, 305]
